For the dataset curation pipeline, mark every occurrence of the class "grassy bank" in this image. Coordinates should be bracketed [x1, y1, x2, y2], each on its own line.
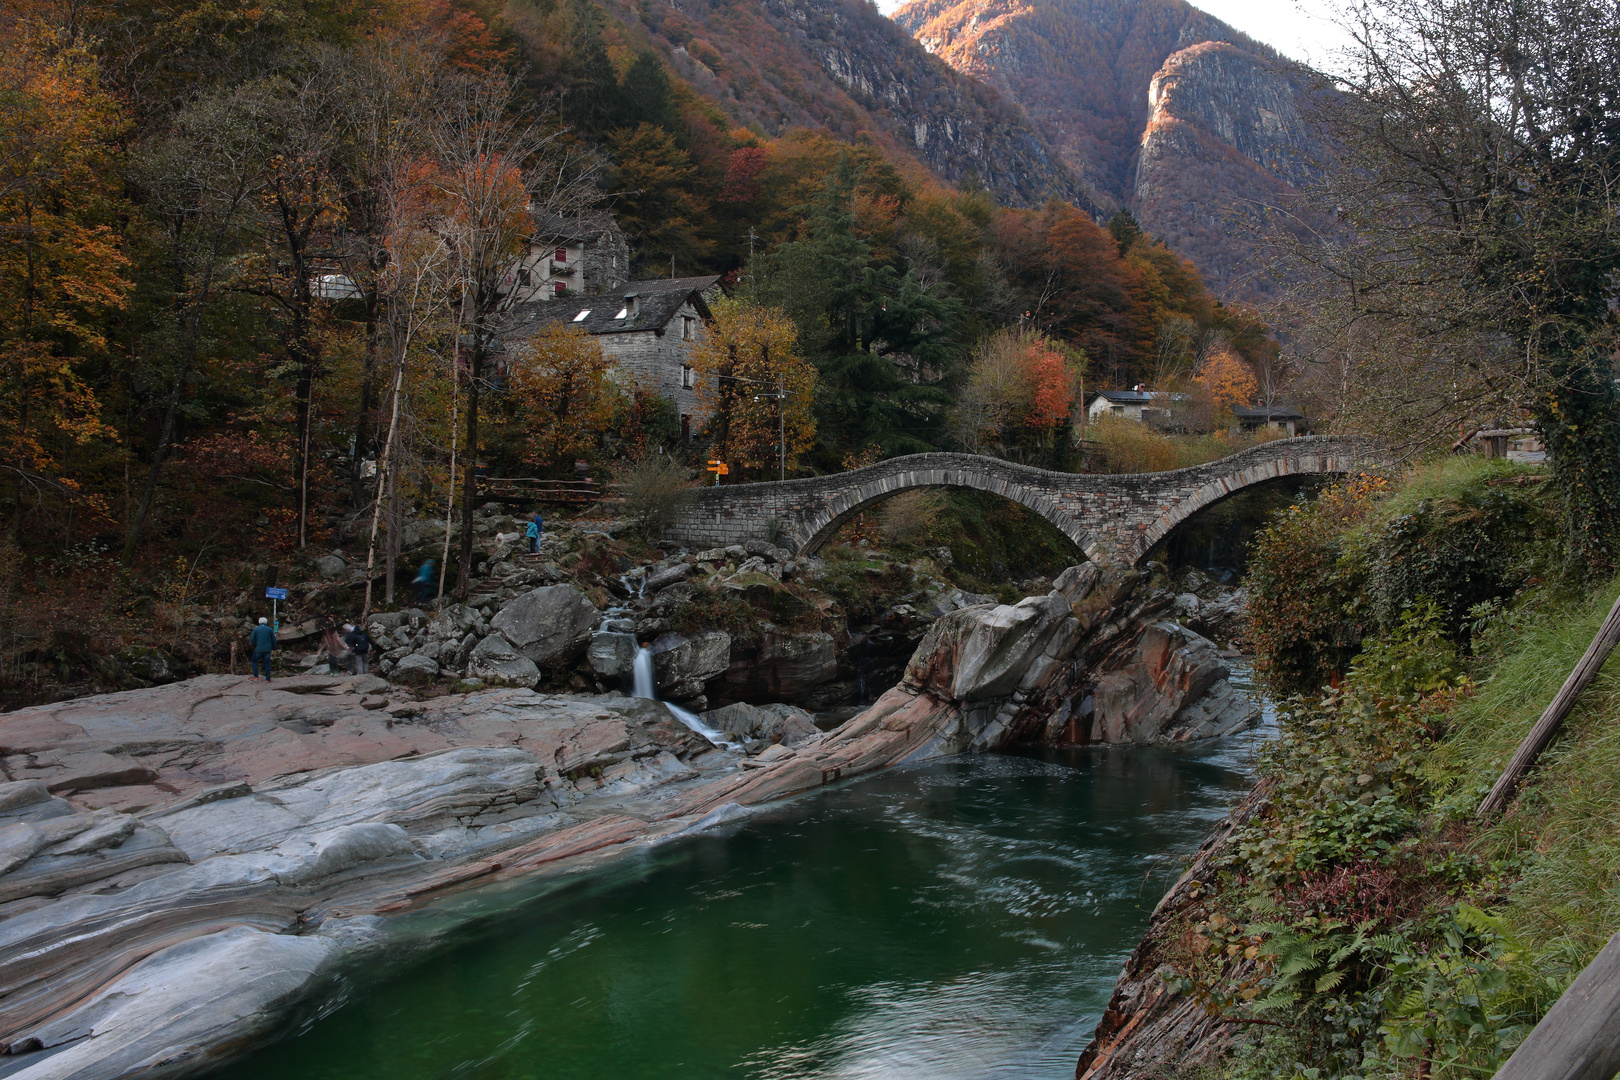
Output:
[1173, 457, 1620, 1079]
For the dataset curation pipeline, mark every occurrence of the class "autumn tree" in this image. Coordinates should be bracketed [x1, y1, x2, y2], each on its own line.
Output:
[691, 299, 816, 481]
[1195, 349, 1257, 419]
[950, 330, 1079, 463]
[0, 23, 129, 540]
[1292, 0, 1620, 562]
[507, 323, 613, 473]
[426, 69, 600, 599]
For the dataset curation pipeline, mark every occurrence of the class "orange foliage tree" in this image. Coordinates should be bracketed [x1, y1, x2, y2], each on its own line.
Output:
[0, 23, 128, 536]
[951, 330, 1079, 462]
[1196, 349, 1258, 416]
[692, 299, 816, 481]
[507, 323, 614, 473]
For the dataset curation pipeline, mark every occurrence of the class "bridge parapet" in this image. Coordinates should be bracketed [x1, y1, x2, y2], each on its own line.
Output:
[663, 436, 1384, 565]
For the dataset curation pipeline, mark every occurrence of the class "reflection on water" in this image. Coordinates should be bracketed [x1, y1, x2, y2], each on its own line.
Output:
[211, 727, 1267, 1080]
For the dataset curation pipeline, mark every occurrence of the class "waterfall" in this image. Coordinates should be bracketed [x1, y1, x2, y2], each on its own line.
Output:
[632, 646, 734, 748]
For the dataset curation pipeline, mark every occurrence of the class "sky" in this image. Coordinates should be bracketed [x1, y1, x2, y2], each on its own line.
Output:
[872, 0, 1358, 69]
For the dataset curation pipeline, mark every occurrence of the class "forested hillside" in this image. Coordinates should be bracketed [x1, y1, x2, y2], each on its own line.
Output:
[0, 0, 1284, 701]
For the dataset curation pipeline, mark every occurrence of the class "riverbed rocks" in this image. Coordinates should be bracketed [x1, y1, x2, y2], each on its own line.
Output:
[895, 561, 1258, 752]
[467, 634, 540, 688]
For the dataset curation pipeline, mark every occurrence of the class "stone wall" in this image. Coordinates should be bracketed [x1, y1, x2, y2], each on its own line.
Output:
[600, 299, 708, 420]
[663, 436, 1380, 564]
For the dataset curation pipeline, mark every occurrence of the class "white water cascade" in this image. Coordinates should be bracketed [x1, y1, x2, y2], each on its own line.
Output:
[632, 646, 735, 748]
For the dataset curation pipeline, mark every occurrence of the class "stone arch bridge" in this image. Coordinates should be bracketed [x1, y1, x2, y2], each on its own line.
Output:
[663, 436, 1380, 565]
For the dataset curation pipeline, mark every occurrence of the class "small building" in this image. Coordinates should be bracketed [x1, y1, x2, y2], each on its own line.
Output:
[497, 213, 631, 307]
[1232, 405, 1305, 437]
[1085, 389, 1158, 422]
[501, 276, 723, 439]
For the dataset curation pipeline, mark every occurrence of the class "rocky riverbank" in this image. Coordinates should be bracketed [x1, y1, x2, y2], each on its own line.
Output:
[0, 559, 1257, 1078]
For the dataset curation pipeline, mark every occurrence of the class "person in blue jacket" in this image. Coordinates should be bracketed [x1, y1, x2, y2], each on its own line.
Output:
[525, 511, 544, 553]
[413, 559, 436, 605]
[248, 617, 276, 681]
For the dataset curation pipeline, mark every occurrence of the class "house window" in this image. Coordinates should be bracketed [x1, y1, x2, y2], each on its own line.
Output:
[681, 316, 695, 340]
[613, 306, 629, 320]
[517, 267, 532, 287]
[555, 282, 567, 296]
[680, 414, 691, 443]
[680, 365, 695, 389]
[573, 309, 590, 322]
[555, 247, 567, 262]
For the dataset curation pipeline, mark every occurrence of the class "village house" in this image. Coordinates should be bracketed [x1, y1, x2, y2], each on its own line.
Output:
[501, 275, 724, 442]
[496, 212, 630, 306]
[1085, 389, 1162, 423]
[1232, 405, 1306, 437]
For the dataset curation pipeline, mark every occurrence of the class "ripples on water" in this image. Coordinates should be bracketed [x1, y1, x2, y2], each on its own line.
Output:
[212, 694, 1272, 1080]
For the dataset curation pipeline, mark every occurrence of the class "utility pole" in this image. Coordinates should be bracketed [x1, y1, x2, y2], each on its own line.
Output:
[777, 375, 785, 482]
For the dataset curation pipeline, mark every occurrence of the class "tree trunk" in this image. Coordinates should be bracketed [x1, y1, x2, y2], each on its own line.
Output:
[454, 343, 481, 601]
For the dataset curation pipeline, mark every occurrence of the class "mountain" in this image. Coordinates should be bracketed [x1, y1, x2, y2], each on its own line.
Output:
[597, 0, 1096, 210]
[891, 0, 1321, 294]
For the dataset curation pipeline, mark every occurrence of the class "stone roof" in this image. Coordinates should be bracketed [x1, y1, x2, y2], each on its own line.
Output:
[532, 211, 623, 244]
[1233, 405, 1304, 420]
[1089, 389, 1157, 405]
[503, 276, 720, 338]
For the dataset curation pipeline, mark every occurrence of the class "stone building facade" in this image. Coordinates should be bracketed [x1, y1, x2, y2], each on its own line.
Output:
[500, 276, 723, 435]
[496, 213, 631, 308]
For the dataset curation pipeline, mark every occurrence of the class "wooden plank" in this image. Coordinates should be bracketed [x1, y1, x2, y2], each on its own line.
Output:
[1479, 589, 1620, 817]
[1494, 930, 1620, 1080]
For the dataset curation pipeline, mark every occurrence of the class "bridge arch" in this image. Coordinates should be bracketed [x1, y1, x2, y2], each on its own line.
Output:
[1120, 443, 1368, 564]
[794, 465, 1098, 557]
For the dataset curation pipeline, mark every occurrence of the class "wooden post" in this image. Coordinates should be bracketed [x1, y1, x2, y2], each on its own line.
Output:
[1478, 589, 1620, 817]
[1494, 930, 1620, 1080]
[229, 640, 237, 676]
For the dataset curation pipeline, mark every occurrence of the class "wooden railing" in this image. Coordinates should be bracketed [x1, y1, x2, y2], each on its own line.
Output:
[477, 477, 602, 504]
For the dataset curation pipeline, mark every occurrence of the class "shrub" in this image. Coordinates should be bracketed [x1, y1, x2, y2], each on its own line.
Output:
[618, 450, 695, 541]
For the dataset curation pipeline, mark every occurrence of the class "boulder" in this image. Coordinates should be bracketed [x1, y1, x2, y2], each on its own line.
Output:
[391, 653, 440, 686]
[651, 631, 731, 699]
[703, 702, 820, 746]
[587, 632, 638, 678]
[314, 554, 347, 581]
[904, 593, 1074, 701]
[488, 585, 598, 668]
[645, 562, 693, 592]
[113, 646, 170, 684]
[467, 634, 540, 688]
[1090, 622, 1243, 744]
[719, 629, 837, 702]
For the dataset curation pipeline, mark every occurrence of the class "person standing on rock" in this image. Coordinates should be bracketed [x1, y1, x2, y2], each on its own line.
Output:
[344, 623, 371, 674]
[315, 623, 350, 675]
[526, 511, 543, 554]
[248, 617, 276, 681]
[413, 559, 436, 606]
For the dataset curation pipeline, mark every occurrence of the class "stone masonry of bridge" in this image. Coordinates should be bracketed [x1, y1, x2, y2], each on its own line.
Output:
[663, 436, 1380, 565]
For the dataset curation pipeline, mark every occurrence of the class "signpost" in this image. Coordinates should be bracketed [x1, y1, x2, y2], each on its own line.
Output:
[265, 586, 287, 631]
[706, 460, 728, 485]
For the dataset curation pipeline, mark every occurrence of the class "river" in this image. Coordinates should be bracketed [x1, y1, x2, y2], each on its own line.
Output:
[207, 690, 1270, 1080]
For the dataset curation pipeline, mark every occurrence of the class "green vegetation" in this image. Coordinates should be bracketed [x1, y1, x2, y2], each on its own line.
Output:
[1172, 458, 1620, 1079]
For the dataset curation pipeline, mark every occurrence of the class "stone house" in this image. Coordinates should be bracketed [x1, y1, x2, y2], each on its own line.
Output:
[496, 213, 631, 307]
[1085, 389, 1160, 422]
[501, 276, 724, 440]
[1232, 405, 1305, 437]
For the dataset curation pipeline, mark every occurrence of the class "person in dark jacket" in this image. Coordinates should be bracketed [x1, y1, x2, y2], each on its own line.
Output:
[343, 623, 371, 675]
[248, 617, 276, 681]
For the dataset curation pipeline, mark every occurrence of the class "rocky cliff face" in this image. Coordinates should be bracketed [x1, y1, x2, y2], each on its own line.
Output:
[1135, 39, 1321, 293]
[602, 0, 1089, 209]
[891, 0, 1321, 294]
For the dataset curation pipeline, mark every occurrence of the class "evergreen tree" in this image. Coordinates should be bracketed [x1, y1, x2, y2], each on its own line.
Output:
[562, 0, 618, 134]
[614, 52, 677, 134]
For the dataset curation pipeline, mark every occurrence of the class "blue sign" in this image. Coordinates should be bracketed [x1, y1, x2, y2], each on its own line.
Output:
[265, 587, 288, 600]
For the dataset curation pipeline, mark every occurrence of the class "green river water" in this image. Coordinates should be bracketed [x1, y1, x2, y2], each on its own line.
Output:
[210, 730, 1266, 1080]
